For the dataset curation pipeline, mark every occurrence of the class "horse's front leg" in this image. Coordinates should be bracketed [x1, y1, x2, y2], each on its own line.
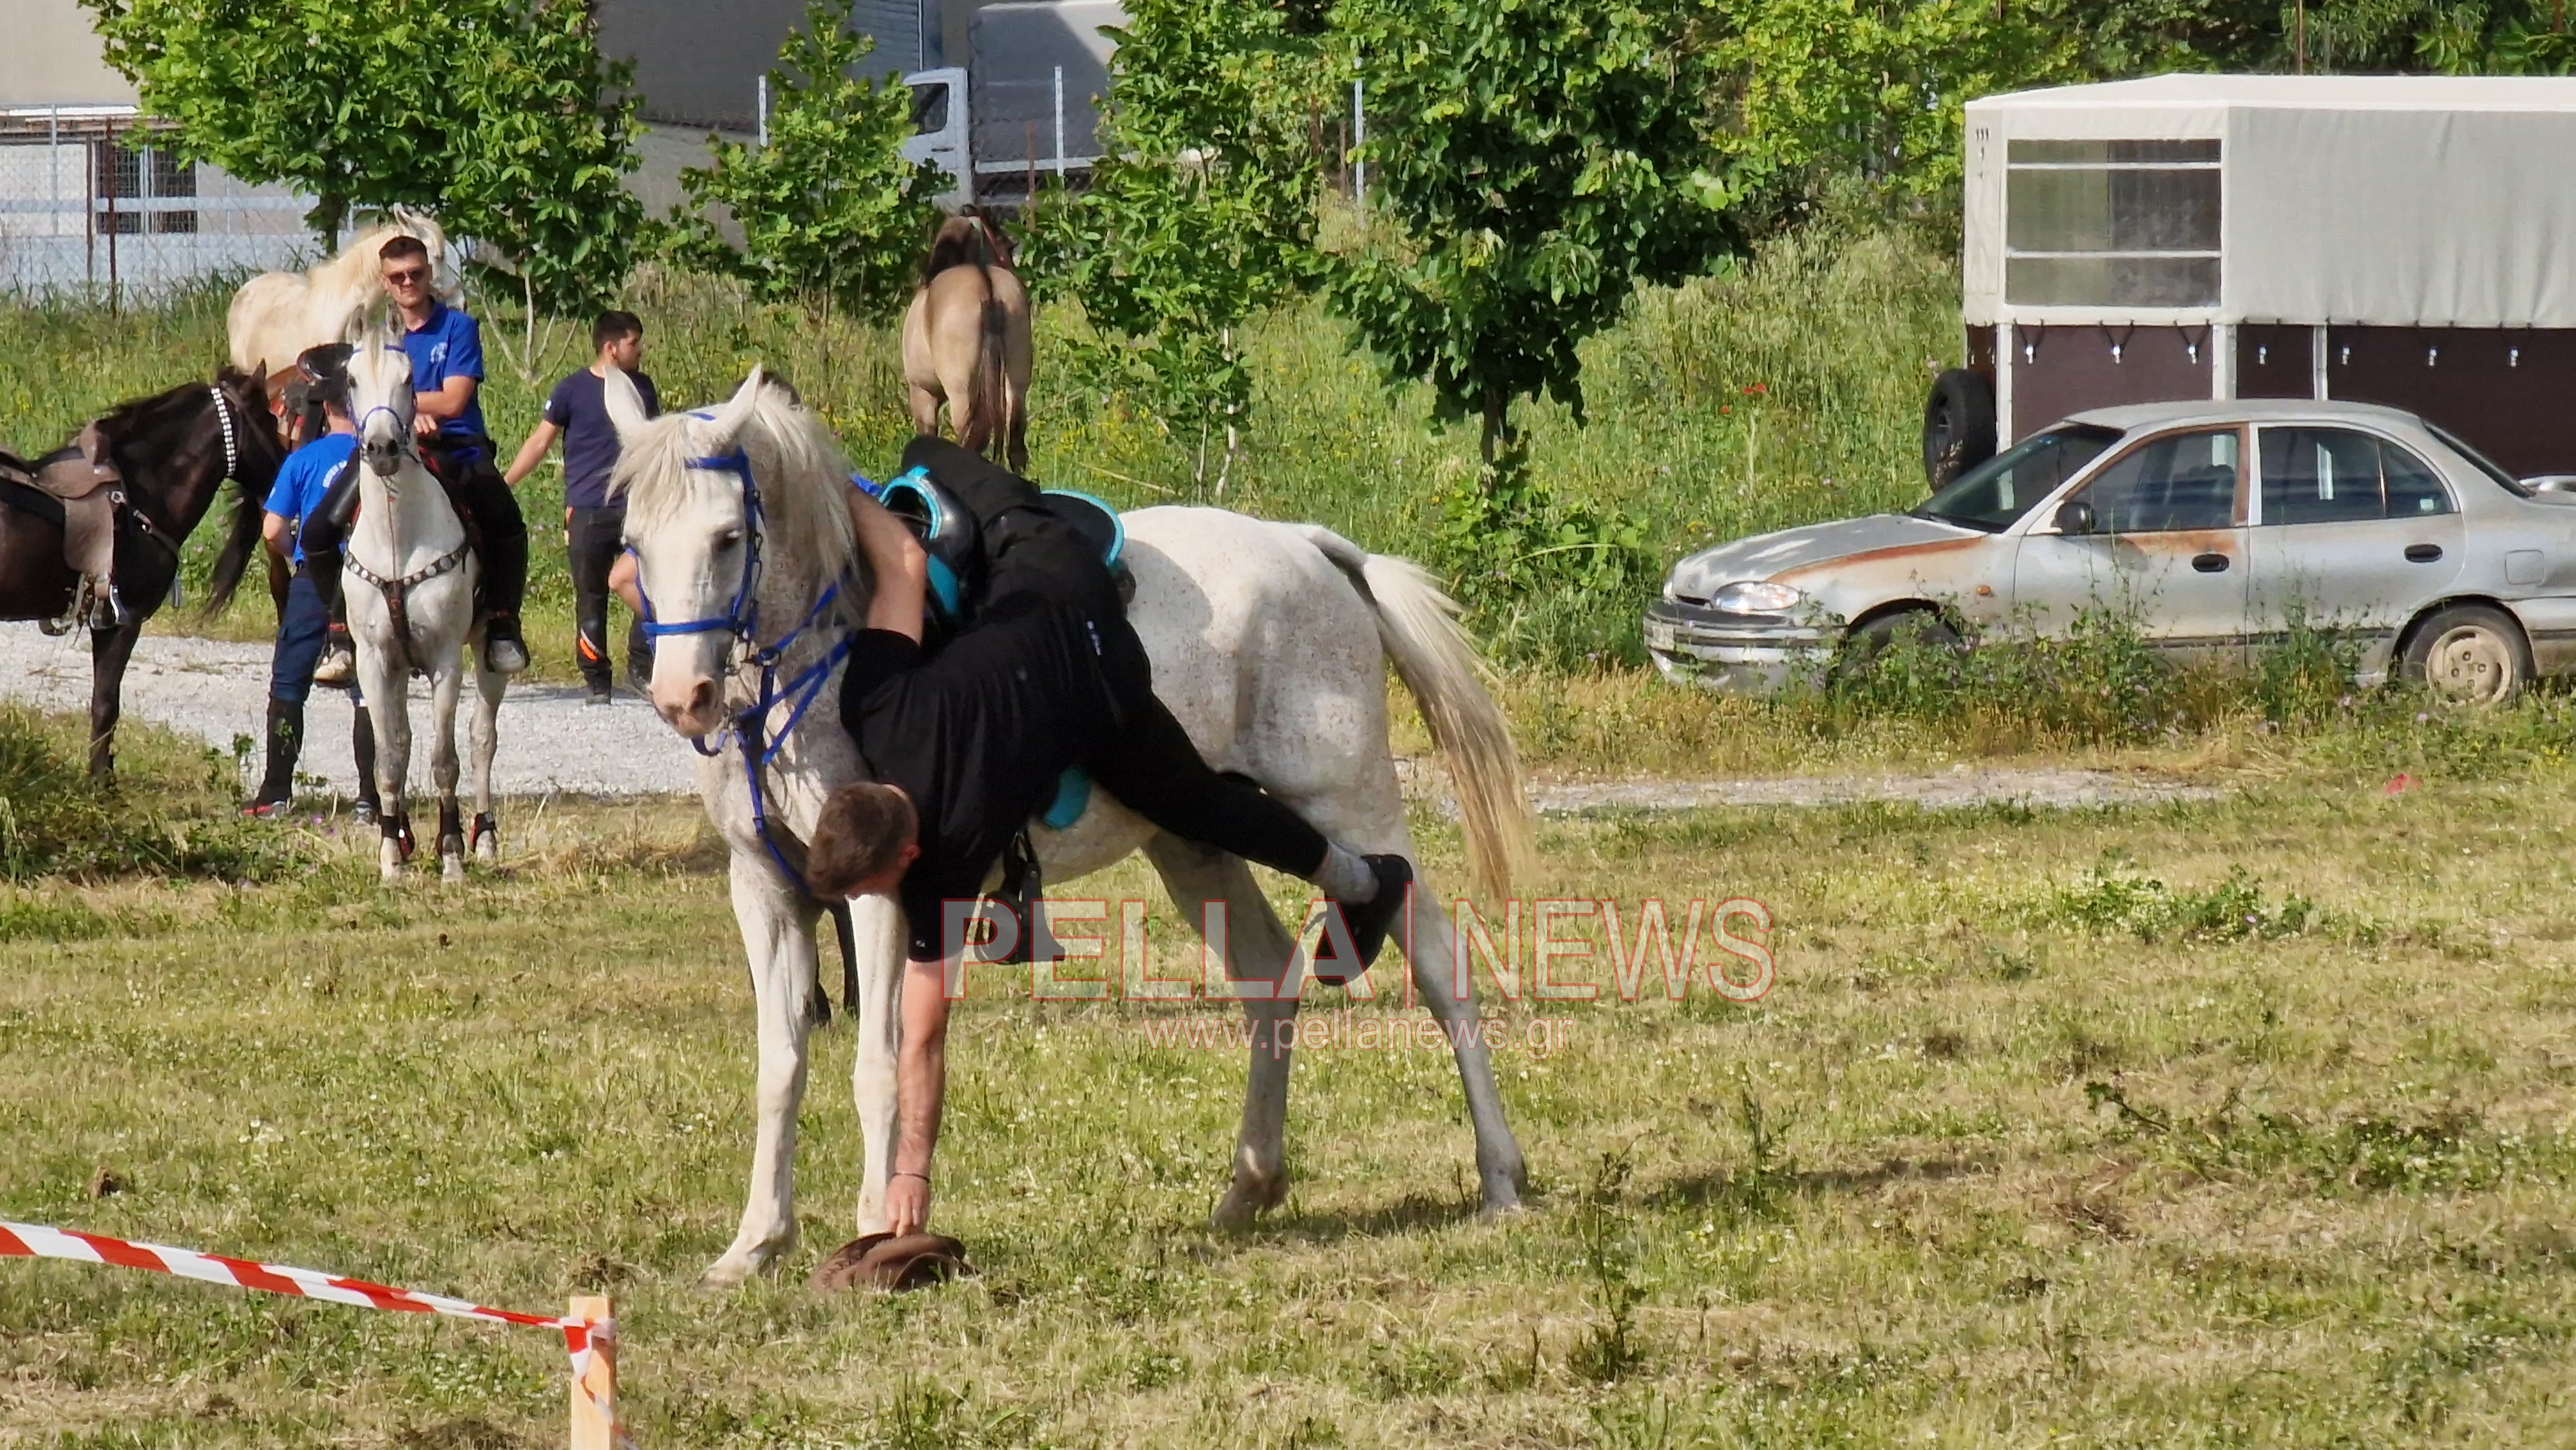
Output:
[468, 662, 504, 864]
[85, 620, 141, 783]
[704, 850, 823, 1289]
[428, 661, 466, 881]
[1402, 883, 1528, 1214]
[1144, 835, 1303, 1229]
[844, 892, 905, 1237]
[356, 645, 412, 881]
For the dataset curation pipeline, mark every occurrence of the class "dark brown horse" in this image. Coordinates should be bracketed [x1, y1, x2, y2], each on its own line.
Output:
[902, 209, 1032, 473]
[0, 368, 285, 778]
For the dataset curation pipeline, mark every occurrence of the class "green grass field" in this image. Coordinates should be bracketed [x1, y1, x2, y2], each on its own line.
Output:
[10, 226, 2576, 1445]
[3, 702, 2575, 1447]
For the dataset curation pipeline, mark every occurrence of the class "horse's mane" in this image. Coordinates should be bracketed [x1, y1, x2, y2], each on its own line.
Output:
[920, 214, 992, 286]
[198, 366, 285, 616]
[84, 367, 282, 617]
[616, 381, 860, 601]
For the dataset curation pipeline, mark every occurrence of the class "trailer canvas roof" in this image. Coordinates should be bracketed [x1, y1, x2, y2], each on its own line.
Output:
[1962, 75, 2576, 328]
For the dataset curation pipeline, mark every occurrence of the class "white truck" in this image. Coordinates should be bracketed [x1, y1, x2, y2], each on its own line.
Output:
[901, 1, 1125, 211]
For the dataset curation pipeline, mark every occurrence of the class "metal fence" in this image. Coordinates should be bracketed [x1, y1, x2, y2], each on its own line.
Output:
[0, 105, 325, 301]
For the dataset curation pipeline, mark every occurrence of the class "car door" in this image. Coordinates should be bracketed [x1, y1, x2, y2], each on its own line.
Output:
[2011, 425, 2252, 666]
[2247, 425, 2465, 663]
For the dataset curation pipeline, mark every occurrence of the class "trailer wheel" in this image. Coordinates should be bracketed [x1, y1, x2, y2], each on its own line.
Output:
[1922, 369, 1997, 491]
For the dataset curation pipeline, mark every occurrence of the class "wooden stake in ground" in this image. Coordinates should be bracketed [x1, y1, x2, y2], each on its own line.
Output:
[569, 1294, 617, 1450]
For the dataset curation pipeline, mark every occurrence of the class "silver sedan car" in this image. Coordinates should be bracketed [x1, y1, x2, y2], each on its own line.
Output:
[1644, 399, 2576, 703]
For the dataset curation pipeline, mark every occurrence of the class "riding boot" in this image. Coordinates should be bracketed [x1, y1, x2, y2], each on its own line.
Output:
[479, 527, 530, 675]
[350, 701, 381, 825]
[243, 699, 303, 817]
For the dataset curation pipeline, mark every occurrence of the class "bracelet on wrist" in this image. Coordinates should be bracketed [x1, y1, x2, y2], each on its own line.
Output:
[892, 1170, 931, 1184]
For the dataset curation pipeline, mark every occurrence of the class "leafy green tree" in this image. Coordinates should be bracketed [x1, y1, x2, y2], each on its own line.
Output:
[84, 0, 640, 305]
[442, 1, 643, 316]
[1025, 0, 1331, 493]
[667, 0, 944, 321]
[1327, 0, 1727, 645]
[1691, 0, 2070, 225]
[1329, 0, 1735, 473]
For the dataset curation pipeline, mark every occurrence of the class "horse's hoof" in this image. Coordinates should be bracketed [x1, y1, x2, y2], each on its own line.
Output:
[1212, 1173, 1285, 1231]
[1478, 1194, 1528, 1220]
[440, 855, 466, 883]
[696, 1259, 753, 1292]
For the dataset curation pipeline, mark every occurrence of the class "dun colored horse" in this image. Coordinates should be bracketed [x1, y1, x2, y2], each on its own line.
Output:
[0, 372, 285, 778]
[902, 211, 1032, 473]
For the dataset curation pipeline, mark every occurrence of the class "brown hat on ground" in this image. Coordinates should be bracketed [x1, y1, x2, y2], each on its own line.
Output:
[808, 1233, 975, 1294]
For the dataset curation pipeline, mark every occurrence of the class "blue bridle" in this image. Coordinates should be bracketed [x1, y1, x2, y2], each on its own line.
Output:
[630, 435, 854, 889]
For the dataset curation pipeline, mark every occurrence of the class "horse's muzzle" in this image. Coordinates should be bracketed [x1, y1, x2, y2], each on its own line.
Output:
[363, 440, 404, 477]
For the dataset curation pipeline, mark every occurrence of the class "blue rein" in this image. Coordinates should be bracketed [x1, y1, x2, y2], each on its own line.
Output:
[631, 445, 853, 889]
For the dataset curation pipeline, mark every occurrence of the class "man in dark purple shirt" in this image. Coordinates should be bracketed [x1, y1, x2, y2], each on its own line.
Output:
[505, 311, 660, 702]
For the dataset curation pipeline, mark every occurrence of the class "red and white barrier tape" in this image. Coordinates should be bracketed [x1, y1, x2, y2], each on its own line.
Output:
[1, 1219, 627, 1443]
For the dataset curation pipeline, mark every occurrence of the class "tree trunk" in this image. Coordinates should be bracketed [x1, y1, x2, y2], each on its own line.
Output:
[307, 192, 348, 252]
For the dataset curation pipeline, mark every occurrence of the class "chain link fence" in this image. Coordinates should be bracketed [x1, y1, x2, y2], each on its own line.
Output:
[0, 105, 324, 301]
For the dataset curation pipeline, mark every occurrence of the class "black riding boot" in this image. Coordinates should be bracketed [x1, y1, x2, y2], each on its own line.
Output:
[478, 527, 530, 674]
[350, 702, 381, 825]
[243, 699, 303, 816]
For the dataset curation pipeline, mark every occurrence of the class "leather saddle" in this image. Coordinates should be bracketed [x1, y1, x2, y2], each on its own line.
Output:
[0, 422, 128, 633]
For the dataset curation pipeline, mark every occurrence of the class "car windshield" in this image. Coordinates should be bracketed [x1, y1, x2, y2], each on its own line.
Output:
[1913, 425, 2121, 532]
[2424, 421, 2531, 498]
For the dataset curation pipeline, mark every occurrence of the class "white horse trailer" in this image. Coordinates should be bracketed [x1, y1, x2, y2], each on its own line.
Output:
[1924, 75, 2576, 488]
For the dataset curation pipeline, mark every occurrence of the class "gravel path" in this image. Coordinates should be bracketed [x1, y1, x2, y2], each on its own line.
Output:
[6, 624, 2223, 812]
[1, 623, 696, 798]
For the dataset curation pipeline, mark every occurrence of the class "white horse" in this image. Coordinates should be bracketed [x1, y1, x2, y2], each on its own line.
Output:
[229, 212, 446, 388]
[608, 370, 1535, 1287]
[343, 330, 506, 882]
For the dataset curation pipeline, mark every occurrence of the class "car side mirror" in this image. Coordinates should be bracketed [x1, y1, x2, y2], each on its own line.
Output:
[2053, 498, 2097, 536]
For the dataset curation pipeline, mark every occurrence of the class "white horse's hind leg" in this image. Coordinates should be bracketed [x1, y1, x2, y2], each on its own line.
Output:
[469, 663, 503, 863]
[705, 851, 821, 1288]
[1397, 885, 1528, 1213]
[428, 663, 466, 882]
[844, 892, 905, 1236]
[1143, 834, 1304, 1229]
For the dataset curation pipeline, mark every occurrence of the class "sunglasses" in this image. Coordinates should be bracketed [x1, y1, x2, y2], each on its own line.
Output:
[382, 266, 431, 285]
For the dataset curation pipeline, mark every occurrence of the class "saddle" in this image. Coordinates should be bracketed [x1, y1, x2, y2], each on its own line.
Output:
[0, 422, 129, 633]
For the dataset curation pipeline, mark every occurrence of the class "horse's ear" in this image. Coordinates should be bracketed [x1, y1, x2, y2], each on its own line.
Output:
[601, 364, 651, 443]
[704, 367, 764, 449]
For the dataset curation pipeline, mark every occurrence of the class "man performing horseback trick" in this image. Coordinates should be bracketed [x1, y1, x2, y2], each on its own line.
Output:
[817, 442, 1412, 1240]
[300, 234, 532, 675]
[611, 370, 1530, 1286]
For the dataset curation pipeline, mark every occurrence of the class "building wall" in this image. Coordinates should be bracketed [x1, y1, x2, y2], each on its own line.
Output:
[597, 0, 939, 132]
[0, 0, 137, 107]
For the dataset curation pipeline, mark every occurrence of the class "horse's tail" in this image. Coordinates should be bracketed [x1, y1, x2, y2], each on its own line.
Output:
[962, 276, 1009, 459]
[1293, 525, 1535, 901]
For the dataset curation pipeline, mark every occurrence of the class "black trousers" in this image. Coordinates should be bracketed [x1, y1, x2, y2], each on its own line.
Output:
[1077, 608, 1329, 880]
[567, 505, 649, 690]
[895, 437, 1332, 880]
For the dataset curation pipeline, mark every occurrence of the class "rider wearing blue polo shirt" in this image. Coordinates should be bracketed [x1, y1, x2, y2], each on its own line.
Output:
[301, 234, 533, 674]
[244, 346, 380, 820]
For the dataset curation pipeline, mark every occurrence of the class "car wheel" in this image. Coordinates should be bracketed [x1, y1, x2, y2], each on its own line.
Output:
[1837, 609, 1963, 681]
[2400, 603, 2531, 706]
[1921, 369, 1997, 491]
